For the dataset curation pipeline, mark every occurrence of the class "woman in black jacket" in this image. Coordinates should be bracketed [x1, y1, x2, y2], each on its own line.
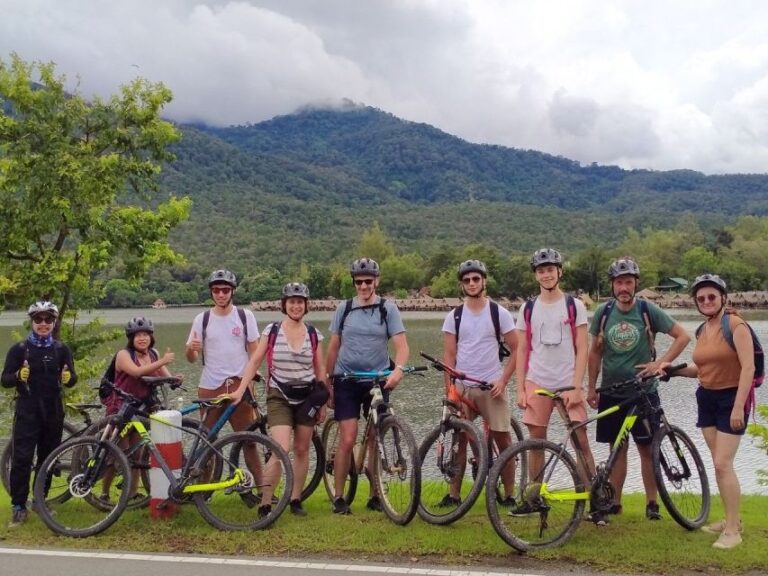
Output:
[1, 301, 77, 528]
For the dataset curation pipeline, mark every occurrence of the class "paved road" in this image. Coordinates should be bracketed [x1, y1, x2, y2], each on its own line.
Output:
[0, 546, 549, 576]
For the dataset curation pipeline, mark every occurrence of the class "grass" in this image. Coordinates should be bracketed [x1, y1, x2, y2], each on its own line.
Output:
[1, 486, 767, 575]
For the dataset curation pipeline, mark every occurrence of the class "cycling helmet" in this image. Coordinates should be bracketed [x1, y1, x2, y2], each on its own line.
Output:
[125, 317, 155, 336]
[350, 258, 380, 277]
[208, 269, 237, 288]
[690, 273, 727, 296]
[530, 248, 563, 271]
[27, 301, 59, 318]
[608, 257, 640, 279]
[457, 259, 488, 280]
[282, 282, 310, 300]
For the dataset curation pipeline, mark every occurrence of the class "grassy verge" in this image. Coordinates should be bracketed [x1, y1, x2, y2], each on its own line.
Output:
[1, 489, 766, 575]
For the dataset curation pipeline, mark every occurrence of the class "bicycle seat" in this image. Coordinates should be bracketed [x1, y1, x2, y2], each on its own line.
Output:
[192, 396, 233, 408]
[141, 376, 183, 389]
[535, 386, 575, 397]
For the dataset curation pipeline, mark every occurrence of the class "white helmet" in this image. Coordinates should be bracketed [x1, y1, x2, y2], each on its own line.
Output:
[27, 301, 59, 318]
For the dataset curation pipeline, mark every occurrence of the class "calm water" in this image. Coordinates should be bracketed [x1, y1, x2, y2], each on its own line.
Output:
[1, 307, 767, 494]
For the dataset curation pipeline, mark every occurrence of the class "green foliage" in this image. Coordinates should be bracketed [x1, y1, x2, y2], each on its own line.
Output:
[356, 223, 395, 263]
[747, 404, 768, 486]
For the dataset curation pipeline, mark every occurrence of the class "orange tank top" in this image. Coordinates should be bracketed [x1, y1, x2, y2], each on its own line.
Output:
[691, 314, 745, 390]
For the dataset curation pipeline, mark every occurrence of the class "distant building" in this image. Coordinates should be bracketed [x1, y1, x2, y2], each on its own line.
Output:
[653, 277, 689, 293]
[151, 298, 167, 309]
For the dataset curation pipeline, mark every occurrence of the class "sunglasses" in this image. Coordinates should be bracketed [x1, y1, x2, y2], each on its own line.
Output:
[696, 293, 720, 304]
[354, 279, 375, 287]
[211, 286, 232, 295]
[462, 276, 484, 285]
[33, 316, 55, 325]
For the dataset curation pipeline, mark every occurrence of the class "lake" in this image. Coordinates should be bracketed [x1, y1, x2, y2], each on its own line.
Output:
[1, 306, 767, 495]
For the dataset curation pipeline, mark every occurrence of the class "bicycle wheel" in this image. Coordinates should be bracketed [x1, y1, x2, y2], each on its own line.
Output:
[301, 431, 325, 502]
[193, 431, 293, 530]
[33, 437, 131, 537]
[652, 424, 710, 530]
[320, 417, 358, 504]
[486, 439, 585, 552]
[2, 420, 78, 497]
[418, 417, 488, 525]
[487, 415, 527, 504]
[373, 415, 420, 525]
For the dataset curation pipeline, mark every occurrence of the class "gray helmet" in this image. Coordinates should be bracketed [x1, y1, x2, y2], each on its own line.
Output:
[125, 316, 154, 336]
[350, 258, 380, 277]
[457, 259, 488, 280]
[690, 273, 727, 296]
[608, 257, 640, 279]
[208, 269, 237, 288]
[530, 248, 563, 271]
[27, 301, 59, 318]
[282, 282, 310, 300]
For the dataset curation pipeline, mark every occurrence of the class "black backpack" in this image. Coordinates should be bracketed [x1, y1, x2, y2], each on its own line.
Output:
[453, 300, 511, 362]
[201, 307, 249, 365]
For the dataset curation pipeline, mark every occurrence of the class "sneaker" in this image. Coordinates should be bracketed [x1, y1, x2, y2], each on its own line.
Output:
[289, 499, 307, 517]
[701, 519, 743, 535]
[712, 531, 742, 550]
[498, 495, 517, 507]
[239, 491, 260, 509]
[332, 497, 351, 515]
[508, 501, 540, 517]
[437, 494, 462, 508]
[366, 496, 383, 512]
[587, 510, 609, 526]
[257, 504, 272, 519]
[608, 503, 623, 515]
[645, 501, 662, 520]
[8, 506, 28, 528]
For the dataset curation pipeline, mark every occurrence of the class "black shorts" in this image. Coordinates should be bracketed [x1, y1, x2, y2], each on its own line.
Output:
[696, 386, 749, 436]
[596, 391, 661, 446]
[333, 377, 389, 421]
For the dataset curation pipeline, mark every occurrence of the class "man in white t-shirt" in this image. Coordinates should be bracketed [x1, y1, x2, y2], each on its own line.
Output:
[185, 269, 260, 432]
[513, 248, 596, 518]
[440, 259, 518, 508]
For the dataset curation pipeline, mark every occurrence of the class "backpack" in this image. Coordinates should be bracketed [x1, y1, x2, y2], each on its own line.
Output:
[265, 321, 320, 403]
[98, 348, 159, 404]
[695, 313, 764, 415]
[453, 300, 511, 362]
[338, 298, 389, 340]
[522, 295, 578, 371]
[201, 307, 249, 365]
[597, 298, 657, 361]
[265, 321, 320, 378]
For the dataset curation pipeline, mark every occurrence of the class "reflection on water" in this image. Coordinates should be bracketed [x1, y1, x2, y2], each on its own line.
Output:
[1, 309, 767, 495]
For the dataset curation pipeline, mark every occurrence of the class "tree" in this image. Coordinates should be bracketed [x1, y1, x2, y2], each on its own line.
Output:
[0, 55, 190, 379]
[356, 222, 395, 263]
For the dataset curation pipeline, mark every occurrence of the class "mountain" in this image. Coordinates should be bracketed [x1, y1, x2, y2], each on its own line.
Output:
[160, 104, 768, 272]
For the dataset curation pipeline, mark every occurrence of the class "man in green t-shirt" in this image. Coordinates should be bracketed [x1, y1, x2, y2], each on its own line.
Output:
[587, 257, 690, 525]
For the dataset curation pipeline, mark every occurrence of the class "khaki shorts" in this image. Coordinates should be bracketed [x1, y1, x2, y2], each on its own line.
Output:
[198, 377, 257, 432]
[455, 381, 510, 432]
[266, 388, 316, 428]
[521, 380, 587, 429]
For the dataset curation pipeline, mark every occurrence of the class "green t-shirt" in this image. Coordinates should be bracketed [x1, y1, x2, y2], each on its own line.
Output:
[589, 299, 675, 397]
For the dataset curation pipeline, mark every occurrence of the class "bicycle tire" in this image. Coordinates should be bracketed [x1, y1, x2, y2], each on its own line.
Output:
[373, 414, 420, 525]
[418, 417, 488, 525]
[1, 420, 78, 497]
[193, 431, 293, 530]
[320, 417, 358, 504]
[652, 424, 710, 530]
[487, 415, 527, 504]
[486, 439, 585, 552]
[33, 437, 131, 538]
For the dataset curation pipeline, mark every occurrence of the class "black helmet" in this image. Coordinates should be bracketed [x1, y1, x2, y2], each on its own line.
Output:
[350, 258, 380, 277]
[208, 269, 237, 288]
[27, 301, 59, 318]
[125, 317, 154, 336]
[282, 282, 310, 300]
[530, 248, 563, 271]
[690, 273, 727, 296]
[457, 259, 488, 280]
[608, 257, 640, 279]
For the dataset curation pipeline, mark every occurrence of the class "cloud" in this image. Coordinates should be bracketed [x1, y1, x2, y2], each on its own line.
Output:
[2, 0, 768, 174]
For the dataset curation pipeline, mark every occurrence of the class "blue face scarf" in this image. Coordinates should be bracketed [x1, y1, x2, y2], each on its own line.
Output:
[27, 332, 54, 348]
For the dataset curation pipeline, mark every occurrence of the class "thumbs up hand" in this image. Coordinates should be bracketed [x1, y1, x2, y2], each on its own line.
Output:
[188, 331, 202, 353]
[162, 347, 176, 364]
[61, 363, 72, 386]
[17, 360, 30, 383]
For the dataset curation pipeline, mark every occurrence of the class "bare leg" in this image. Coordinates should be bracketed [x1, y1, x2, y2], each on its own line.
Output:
[334, 418, 358, 499]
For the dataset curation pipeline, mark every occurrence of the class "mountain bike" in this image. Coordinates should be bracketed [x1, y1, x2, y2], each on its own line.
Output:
[417, 351, 526, 525]
[320, 366, 426, 525]
[33, 382, 293, 537]
[486, 364, 710, 552]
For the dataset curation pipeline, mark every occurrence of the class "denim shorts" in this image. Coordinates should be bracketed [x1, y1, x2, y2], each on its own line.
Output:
[696, 386, 748, 436]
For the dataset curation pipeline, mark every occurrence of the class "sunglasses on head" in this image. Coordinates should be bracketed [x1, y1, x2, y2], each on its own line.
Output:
[696, 293, 720, 304]
[33, 316, 55, 325]
[354, 278, 374, 286]
[462, 275, 483, 285]
[211, 286, 232, 295]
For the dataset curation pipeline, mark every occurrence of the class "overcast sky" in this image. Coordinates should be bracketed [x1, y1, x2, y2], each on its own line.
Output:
[2, 0, 768, 174]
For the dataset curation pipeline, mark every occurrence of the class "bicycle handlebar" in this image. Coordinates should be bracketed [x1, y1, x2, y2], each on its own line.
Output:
[140, 375, 184, 390]
[419, 351, 491, 388]
[595, 363, 688, 395]
[331, 366, 428, 380]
